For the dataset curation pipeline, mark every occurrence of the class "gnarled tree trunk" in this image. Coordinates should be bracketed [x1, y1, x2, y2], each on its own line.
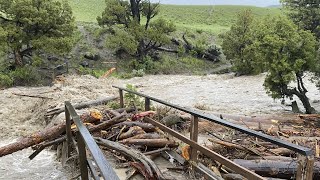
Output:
[14, 49, 23, 66]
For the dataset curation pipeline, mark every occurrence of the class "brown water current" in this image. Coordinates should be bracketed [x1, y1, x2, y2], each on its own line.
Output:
[0, 73, 319, 179]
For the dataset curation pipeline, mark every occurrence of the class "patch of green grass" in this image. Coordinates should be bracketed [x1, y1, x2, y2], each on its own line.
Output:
[67, 0, 105, 22]
[66, 1, 282, 35]
[147, 54, 221, 75]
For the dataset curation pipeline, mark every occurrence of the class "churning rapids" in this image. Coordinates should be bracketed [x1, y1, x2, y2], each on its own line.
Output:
[0, 73, 319, 179]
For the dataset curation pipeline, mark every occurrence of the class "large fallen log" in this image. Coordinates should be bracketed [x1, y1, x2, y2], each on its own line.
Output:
[233, 159, 320, 179]
[124, 133, 161, 140]
[120, 138, 178, 148]
[46, 96, 118, 116]
[269, 148, 294, 156]
[95, 137, 167, 180]
[246, 156, 296, 161]
[208, 138, 245, 150]
[4, 115, 125, 158]
[0, 122, 66, 157]
[29, 136, 67, 160]
[119, 126, 146, 140]
[80, 109, 103, 124]
[88, 114, 126, 132]
[112, 121, 156, 132]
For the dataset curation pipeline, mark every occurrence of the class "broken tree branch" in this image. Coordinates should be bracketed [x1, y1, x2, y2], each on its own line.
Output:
[95, 137, 167, 180]
[120, 138, 178, 148]
[0, 122, 66, 157]
[12, 92, 53, 99]
[46, 96, 118, 116]
[233, 159, 320, 179]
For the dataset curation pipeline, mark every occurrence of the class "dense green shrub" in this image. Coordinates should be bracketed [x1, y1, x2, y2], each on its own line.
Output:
[221, 9, 259, 75]
[0, 74, 13, 88]
[9, 66, 40, 86]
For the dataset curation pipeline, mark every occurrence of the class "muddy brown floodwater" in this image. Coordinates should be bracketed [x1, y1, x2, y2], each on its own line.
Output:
[117, 73, 320, 115]
[0, 73, 319, 179]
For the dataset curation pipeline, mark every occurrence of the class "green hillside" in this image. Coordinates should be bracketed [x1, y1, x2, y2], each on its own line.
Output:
[67, 0, 282, 34]
[158, 5, 282, 33]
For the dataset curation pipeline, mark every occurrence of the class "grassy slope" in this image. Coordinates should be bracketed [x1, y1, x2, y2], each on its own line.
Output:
[158, 5, 281, 34]
[67, 0, 281, 34]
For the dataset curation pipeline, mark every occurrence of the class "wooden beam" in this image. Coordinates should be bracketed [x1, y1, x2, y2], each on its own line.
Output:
[65, 104, 72, 158]
[145, 97, 151, 111]
[77, 132, 89, 180]
[119, 89, 124, 108]
[306, 156, 315, 180]
[190, 115, 199, 161]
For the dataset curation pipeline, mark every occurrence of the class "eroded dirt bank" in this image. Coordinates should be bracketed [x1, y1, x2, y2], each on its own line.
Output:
[0, 73, 319, 179]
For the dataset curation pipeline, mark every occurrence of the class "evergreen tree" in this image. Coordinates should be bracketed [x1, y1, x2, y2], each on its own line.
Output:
[257, 16, 318, 114]
[221, 9, 262, 75]
[281, 0, 320, 39]
[97, 0, 176, 59]
[0, 0, 75, 67]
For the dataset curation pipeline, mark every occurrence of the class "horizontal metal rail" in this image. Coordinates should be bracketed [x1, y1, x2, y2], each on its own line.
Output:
[113, 85, 312, 156]
[65, 101, 119, 180]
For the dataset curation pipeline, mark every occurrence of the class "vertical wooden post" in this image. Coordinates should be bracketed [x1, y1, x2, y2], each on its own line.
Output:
[77, 132, 89, 180]
[65, 104, 72, 158]
[296, 155, 304, 180]
[190, 115, 199, 161]
[305, 156, 315, 180]
[145, 97, 150, 111]
[119, 89, 124, 108]
[296, 155, 314, 180]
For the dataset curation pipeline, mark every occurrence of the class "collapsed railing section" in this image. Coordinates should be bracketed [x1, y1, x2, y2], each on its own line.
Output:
[113, 85, 315, 180]
[65, 101, 119, 180]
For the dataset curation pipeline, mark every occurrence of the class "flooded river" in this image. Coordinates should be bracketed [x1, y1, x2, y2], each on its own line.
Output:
[0, 73, 319, 179]
[0, 140, 68, 180]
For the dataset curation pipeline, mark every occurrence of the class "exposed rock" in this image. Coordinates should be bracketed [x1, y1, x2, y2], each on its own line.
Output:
[84, 52, 100, 61]
[160, 114, 185, 127]
[47, 55, 59, 61]
[80, 61, 89, 67]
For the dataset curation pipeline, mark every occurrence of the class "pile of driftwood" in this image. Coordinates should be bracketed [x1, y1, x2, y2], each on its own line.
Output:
[197, 113, 320, 179]
[0, 99, 183, 179]
[1, 95, 320, 180]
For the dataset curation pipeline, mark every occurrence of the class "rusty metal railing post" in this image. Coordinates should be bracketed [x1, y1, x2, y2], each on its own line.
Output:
[65, 104, 72, 158]
[77, 131, 89, 180]
[190, 115, 199, 161]
[119, 89, 124, 108]
[145, 97, 150, 111]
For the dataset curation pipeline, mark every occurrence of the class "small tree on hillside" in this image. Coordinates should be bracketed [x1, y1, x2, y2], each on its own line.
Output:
[281, 0, 320, 39]
[0, 0, 75, 67]
[97, 0, 176, 59]
[221, 9, 263, 75]
[256, 16, 318, 114]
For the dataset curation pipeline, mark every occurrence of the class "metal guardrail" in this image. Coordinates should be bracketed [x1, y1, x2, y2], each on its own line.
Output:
[113, 85, 315, 180]
[65, 101, 119, 180]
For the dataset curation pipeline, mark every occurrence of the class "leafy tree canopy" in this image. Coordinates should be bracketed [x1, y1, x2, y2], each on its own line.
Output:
[222, 11, 319, 113]
[97, 0, 176, 59]
[255, 16, 318, 114]
[281, 0, 320, 39]
[221, 9, 264, 75]
[0, 0, 75, 66]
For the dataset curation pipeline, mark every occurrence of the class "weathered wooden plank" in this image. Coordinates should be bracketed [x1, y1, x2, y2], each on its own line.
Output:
[65, 102, 119, 180]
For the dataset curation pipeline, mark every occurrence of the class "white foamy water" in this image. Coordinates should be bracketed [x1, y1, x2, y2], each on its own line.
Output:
[0, 140, 68, 180]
